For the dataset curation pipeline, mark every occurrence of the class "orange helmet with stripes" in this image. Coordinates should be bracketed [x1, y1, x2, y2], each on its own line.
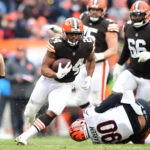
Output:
[130, 0, 150, 28]
[62, 17, 83, 47]
[87, 0, 107, 22]
[69, 119, 89, 142]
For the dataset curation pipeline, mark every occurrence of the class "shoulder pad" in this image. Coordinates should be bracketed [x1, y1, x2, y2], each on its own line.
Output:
[105, 18, 115, 23]
[126, 20, 132, 25]
[80, 11, 89, 20]
[50, 36, 63, 44]
[82, 36, 93, 43]
[124, 21, 132, 31]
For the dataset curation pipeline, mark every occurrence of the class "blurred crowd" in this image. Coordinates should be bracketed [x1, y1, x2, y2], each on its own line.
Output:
[0, 0, 149, 40]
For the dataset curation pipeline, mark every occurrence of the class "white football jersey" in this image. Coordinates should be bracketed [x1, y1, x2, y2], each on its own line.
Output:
[83, 106, 134, 144]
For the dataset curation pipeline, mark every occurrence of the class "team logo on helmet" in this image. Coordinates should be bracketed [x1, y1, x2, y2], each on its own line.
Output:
[62, 17, 83, 46]
[69, 119, 88, 142]
[130, 0, 150, 28]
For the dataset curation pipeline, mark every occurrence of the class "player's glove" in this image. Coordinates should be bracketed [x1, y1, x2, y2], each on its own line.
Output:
[95, 52, 104, 62]
[137, 51, 150, 63]
[82, 76, 92, 90]
[49, 25, 62, 34]
[113, 63, 123, 83]
[56, 62, 72, 79]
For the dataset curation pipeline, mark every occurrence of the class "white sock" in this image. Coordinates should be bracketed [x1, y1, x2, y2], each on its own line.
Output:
[145, 134, 150, 144]
[20, 126, 38, 140]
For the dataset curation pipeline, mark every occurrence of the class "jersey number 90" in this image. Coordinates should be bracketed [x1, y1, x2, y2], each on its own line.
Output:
[97, 120, 122, 143]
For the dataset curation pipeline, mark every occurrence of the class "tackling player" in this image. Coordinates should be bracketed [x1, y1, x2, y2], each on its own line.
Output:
[113, 0, 150, 102]
[15, 17, 95, 145]
[69, 91, 150, 144]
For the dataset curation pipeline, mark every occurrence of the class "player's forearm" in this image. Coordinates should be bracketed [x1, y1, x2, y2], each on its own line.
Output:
[95, 47, 117, 62]
[118, 41, 130, 65]
[41, 67, 56, 78]
[103, 47, 117, 59]
[86, 59, 95, 77]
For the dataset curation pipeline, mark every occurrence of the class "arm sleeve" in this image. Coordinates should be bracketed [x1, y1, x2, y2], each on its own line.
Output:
[95, 93, 122, 113]
[118, 38, 130, 65]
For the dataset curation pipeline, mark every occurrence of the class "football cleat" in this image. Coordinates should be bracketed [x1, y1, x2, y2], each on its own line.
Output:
[15, 136, 28, 145]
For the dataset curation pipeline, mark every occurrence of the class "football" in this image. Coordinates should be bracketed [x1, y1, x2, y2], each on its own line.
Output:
[51, 58, 71, 72]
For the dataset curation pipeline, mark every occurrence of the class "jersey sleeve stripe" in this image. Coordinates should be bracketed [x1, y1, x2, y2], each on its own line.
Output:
[47, 41, 54, 49]
[108, 24, 119, 32]
[108, 27, 119, 32]
[47, 44, 55, 53]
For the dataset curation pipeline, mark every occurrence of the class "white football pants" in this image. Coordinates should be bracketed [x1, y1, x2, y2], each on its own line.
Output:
[113, 70, 150, 102]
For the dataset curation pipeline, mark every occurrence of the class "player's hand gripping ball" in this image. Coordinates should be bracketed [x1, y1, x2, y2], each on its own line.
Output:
[51, 58, 71, 72]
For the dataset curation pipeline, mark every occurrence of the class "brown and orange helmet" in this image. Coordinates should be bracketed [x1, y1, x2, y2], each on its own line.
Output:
[87, 0, 107, 22]
[62, 17, 83, 46]
[130, 0, 150, 28]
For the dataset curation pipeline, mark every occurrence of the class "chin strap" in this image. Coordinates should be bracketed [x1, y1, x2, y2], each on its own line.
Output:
[67, 39, 79, 47]
[90, 17, 99, 22]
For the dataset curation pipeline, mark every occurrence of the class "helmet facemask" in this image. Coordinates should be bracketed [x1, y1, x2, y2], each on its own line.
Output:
[89, 8, 105, 22]
[62, 17, 83, 47]
[64, 32, 83, 47]
[130, 11, 149, 28]
[87, 0, 107, 22]
[130, 0, 150, 28]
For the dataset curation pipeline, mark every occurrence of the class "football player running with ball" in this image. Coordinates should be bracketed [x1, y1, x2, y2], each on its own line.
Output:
[15, 17, 95, 145]
[113, 1, 150, 102]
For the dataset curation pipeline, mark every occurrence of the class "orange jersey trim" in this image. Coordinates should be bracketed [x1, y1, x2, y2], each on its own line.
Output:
[47, 41, 55, 53]
[108, 24, 119, 32]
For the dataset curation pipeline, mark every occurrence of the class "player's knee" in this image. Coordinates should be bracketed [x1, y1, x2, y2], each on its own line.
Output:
[76, 96, 90, 108]
[24, 101, 37, 118]
[89, 92, 101, 106]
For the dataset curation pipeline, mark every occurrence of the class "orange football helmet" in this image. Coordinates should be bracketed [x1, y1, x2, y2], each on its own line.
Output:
[69, 119, 89, 142]
[62, 17, 83, 46]
[87, 0, 107, 22]
[130, 0, 150, 28]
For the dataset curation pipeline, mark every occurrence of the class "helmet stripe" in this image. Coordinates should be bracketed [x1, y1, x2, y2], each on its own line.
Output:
[134, 1, 141, 11]
[72, 18, 78, 30]
[94, 0, 98, 5]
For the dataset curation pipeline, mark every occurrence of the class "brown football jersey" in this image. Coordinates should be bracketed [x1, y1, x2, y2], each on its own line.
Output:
[81, 12, 119, 53]
[47, 36, 94, 82]
[118, 21, 150, 79]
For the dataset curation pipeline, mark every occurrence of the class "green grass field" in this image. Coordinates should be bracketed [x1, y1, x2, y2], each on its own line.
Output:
[0, 136, 150, 150]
